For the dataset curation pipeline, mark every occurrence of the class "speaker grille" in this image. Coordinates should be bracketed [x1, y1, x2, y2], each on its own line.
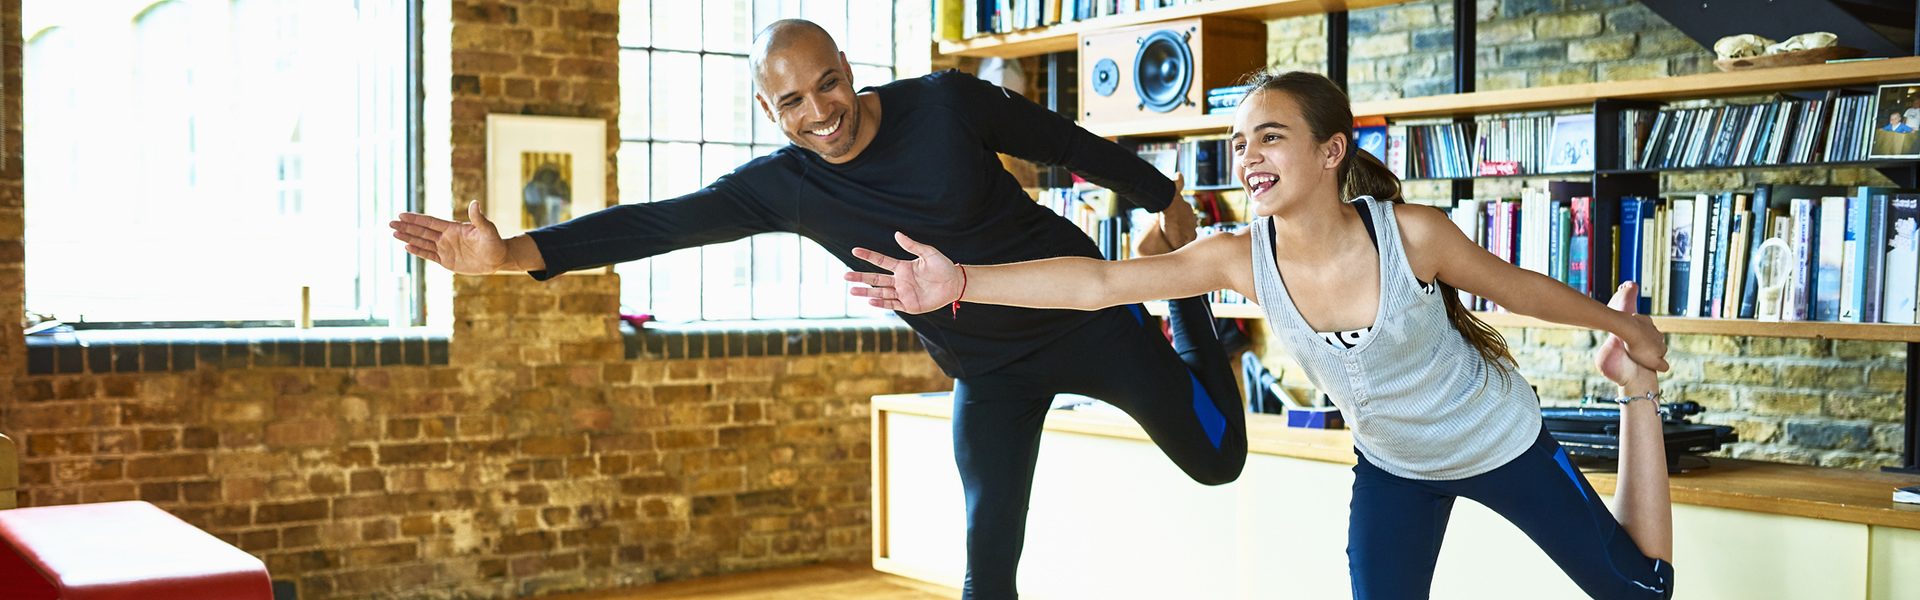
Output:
[1133, 29, 1193, 113]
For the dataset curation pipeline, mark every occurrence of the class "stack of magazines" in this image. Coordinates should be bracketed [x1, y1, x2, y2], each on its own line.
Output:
[1898, 485, 1920, 504]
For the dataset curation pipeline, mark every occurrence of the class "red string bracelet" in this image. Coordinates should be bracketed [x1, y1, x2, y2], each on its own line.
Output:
[952, 264, 967, 318]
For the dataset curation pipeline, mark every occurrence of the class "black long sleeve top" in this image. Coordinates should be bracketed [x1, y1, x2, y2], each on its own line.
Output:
[526, 69, 1175, 378]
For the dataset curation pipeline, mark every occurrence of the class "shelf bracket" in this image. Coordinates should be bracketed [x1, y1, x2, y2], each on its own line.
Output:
[1453, 0, 1475, 95]
[1328, 11, 1348, 94]
[1886, 342, 1920, 475]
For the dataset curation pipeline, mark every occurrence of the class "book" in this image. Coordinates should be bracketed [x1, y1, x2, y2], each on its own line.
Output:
[1669, 195, 1696, 317]
[1786, 198, 1815, 321]
[1356, 125, 1388, 163]
[1814, 196, 1847, 321]
[1738, 187, 1774, 319]
[1841, 194, 1869, 322]
[1641, 200, 1657, 315]
[1864, 193, 1892, 323]
[1705, 193, 1732, 317]
[1549, 201, 1565, 283]
[1570, 197, 1593, 296]
[1686, 194, 1711, 317]
[1551, 181, 1600, 298]
[1898, 485, 1920, 504]
[1450, 200, 1483, 308]
[1724, 195, 1751, 321]
[1385, 126, 1408, 180]
[1653, 203, 1670, 315]
[1885, 194, 1920, 324]
[1618, 198, 1647, 310]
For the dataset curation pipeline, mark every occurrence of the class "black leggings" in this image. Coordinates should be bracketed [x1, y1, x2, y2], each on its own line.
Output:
[950, 297, 1246, 600]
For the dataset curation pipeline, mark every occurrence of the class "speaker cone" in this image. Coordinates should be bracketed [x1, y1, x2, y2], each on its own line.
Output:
[1092, 58, 1120, 97]
[1133, 29, 1193, 113]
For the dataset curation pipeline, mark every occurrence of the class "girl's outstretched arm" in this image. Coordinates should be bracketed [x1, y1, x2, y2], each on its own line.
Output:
[1394, 204, 1670, 372]
[845, 230, 1254, 314]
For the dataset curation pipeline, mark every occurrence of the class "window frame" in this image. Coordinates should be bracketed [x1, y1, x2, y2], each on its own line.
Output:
[20, 0, 426, 330]
[617, 0, 897, 323]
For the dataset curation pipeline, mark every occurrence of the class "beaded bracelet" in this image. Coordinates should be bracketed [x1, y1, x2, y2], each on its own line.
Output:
[1609, 390, 1663, 405]
[951, 264, 967, 318]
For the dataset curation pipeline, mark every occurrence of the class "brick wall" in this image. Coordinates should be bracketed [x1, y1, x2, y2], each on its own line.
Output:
[1253, 0, 1908, 468]
[1, 2, 952, 600]
[9, 274, 947, 598]
[1, 0, 21, 383]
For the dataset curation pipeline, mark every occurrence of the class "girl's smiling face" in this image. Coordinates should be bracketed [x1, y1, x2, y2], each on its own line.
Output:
[1230, 89, 1345, 218]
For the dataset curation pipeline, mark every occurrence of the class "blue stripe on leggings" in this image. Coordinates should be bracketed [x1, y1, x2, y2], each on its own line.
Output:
[1552, 448, 1588, 501]
[1126, 303, 1145, 325]
[1191, 375, 1226, 449]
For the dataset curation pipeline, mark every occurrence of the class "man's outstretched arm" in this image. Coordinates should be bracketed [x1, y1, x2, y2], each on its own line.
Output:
[393, 184, 789, 280]
[391, 200, 547, 274]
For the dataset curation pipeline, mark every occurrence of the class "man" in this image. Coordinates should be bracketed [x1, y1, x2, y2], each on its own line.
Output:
[1886, 111, 1914, 134]
[390, 20, 1244, 599]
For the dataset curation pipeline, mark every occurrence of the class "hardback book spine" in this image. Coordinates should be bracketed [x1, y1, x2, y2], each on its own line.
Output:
[1617, 198, 1645, 310]
[1549, 198, 1564, 284]
[1864, 194, 1891, 323]
[1641, 198, 1658, 314]
[1712, 196, 1743, 319]
[1669, 196, 1696, 317]
[1786, 198, 1814, 321]
[1653, 203, 1670, 315]
[1840, 194, 1868, 322]
[1883, 194, 1920, 324]
[1686, 194, 1710, 317]
[1724, 194, 1751, 321]
[1814, 196, 1846, 321]
[1570, 197, 1592, 297]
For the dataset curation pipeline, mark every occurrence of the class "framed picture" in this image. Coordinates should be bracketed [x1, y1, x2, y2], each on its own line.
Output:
[1869, 83, 1920, 159]
[486, 114, 608, 238]
[1544, 113, 1595, 173]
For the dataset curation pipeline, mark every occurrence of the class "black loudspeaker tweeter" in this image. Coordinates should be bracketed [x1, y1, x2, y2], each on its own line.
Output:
[1078, 17, 1266, 126]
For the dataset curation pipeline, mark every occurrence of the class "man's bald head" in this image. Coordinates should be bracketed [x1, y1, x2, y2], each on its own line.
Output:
[750, 19, 839, 87]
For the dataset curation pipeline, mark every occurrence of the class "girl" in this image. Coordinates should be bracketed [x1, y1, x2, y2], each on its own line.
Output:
[845, 71, 1677, 599]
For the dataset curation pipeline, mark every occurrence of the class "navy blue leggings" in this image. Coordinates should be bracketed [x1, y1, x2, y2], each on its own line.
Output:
[950, 297, 1245, 600]
[1349, 426, 1675, 600]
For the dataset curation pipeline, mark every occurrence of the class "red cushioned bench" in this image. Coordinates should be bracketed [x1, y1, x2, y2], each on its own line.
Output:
[0, 501, 272, 600]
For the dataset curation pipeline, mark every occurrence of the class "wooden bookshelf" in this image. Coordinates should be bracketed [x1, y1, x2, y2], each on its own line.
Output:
[1087, 56, 1920, 138]
[1151, 301, 1920, 342]
[1476, 312, 1920, 343]
[937, 0, 1423, 59]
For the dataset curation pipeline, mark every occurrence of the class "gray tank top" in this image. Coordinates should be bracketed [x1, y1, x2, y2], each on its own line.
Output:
[1250, 196, 1540, 480]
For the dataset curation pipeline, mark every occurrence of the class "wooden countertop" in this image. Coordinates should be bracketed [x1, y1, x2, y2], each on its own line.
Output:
[874, 393, 1920, 531]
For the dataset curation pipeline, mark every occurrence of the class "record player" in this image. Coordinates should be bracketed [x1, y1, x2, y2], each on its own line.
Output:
[1543, 399, 1739, 473]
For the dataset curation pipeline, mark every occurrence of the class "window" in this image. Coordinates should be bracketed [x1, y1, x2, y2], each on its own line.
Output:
[23, 0, 418, 326]
[616, 0, 896, 321]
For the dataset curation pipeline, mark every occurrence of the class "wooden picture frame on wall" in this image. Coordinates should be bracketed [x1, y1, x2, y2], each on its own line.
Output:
[485, 114, 607, 240]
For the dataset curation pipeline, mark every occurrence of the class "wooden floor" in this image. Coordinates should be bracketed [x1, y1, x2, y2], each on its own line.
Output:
[541, 562, 960, 600]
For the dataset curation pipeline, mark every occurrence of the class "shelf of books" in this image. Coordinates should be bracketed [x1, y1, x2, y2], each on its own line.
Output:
[936, 0, 1420, 59]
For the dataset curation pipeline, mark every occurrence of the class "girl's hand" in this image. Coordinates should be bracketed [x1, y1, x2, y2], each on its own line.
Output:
[1596, 282, 1661, 388]
[845, 232, 963, 314]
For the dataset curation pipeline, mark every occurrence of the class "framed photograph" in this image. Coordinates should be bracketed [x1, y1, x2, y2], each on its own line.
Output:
[486, 114, 608, 237]
[1869, 83, 1920, 159]
[1544, 113, 1595, 173]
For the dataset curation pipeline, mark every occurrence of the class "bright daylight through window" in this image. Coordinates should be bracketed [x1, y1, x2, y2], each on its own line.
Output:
[616, 0, 895, 322]
[24, 0, 416, 326]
